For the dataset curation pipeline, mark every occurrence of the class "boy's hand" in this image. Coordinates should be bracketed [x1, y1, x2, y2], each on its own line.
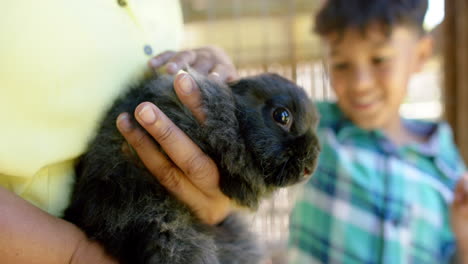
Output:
[451, 173, 468, 259]
[117, 71, 233, 225]
[148, 46, 238, 82]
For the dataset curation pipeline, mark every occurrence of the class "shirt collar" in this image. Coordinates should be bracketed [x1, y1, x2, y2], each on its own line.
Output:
[336, 115, 464, 175]
[334, 112, 447, 159]
[326, 103, 465, 185]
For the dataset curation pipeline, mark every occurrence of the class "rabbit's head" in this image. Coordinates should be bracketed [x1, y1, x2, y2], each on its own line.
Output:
[224, 73, 320, 208]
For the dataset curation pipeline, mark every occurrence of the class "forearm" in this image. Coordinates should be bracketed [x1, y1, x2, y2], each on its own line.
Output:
[0, 186, 115, 264]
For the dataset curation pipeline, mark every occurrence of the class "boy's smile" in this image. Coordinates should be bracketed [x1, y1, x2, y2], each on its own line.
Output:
[324, 24, 432, 133]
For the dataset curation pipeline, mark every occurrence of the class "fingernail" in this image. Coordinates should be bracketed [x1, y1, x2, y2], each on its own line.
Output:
[117, 113, 133, 132]
[178, 73, 193, 94]
[209, 72, 220, 81]
[149, 58, 159, 67]
[166, 62, 178, 74]
[138, 105, 157, 124]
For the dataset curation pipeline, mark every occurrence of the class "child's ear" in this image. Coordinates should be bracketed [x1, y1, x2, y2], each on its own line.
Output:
[413, 35, 434, 73]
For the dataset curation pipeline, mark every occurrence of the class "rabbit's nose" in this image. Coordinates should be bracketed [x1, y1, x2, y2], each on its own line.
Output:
[304, 167, 312, 176]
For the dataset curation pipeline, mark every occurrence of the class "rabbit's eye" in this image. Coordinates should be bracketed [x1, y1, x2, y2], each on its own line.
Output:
[272, 107, 293, 130]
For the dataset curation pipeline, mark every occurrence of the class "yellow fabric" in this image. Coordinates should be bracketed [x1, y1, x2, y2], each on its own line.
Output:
[0, 0, 183, 216]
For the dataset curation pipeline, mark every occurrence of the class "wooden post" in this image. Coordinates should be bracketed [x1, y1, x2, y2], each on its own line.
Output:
[444, 0, 468, 162]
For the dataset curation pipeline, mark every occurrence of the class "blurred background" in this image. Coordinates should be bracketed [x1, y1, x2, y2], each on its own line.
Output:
[177, 0, 467, 262]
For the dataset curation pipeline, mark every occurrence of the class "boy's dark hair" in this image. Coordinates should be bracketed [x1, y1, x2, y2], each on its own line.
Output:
[315, 0, 428, 36]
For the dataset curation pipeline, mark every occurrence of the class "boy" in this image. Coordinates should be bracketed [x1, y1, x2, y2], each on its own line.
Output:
[288, 0, 467, 263]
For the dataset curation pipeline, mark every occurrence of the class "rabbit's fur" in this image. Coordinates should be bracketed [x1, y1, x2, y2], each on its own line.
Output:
[64, 72, 320, 264]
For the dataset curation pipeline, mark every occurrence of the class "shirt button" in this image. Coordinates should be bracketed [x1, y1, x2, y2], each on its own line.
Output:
[144, 45, 153, 56]
[117, 0, 127, 7]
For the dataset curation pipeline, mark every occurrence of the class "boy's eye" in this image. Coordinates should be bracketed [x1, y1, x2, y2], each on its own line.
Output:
[371, 56, 387, 65]
[332, 62, 349, 71]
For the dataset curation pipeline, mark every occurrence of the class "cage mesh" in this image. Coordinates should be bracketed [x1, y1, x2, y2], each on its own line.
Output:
[179, 0, 443, 249]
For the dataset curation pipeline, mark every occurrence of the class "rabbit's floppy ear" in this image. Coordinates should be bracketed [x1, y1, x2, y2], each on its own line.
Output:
[228, 78, 255, 96]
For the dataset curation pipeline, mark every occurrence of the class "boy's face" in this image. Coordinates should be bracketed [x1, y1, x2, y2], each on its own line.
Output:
[324, 24, 431, 130]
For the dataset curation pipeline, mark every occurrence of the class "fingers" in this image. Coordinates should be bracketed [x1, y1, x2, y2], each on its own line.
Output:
[148, 50, 176, 69]
[149, 50, 198, 74]
[131, 103, 220, 192]
[116, 108, 233, 225]
[173, 71, 207, 123]
[165, 50, 198, 74]
[148, 46, 238, 83]
[116, 113, 182, 186]
[209, 64, 238, 82]
[191, 49, 215, 75]
[116, 112, 209, 202]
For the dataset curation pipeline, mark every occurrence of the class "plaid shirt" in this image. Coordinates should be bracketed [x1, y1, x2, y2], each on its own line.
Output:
[288, 102, 466, 264]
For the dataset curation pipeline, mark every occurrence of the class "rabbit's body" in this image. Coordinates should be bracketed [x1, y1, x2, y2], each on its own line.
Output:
[64, 73, 319, 264]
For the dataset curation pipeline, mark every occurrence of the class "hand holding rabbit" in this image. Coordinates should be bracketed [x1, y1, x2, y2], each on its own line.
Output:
[66, 70, 319, 264]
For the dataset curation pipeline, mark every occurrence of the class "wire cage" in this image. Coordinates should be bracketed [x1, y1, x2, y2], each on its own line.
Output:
[180, 0, 332, 249]
[179, 0, 445, 257]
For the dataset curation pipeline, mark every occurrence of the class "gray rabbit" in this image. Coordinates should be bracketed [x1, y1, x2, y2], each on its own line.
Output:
[64, 72, 320, 264]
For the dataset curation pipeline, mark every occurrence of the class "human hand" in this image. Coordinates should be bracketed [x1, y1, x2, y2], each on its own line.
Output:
[148, 46, 238, 82]
[451, 173, 468, 256]
[116, 71, 234, 225]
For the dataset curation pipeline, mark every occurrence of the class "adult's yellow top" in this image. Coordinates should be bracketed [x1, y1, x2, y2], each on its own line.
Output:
[0, 0, 183, 216]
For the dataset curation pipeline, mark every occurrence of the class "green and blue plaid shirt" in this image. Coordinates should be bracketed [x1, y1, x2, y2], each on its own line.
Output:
[288, 102, 466, 264]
